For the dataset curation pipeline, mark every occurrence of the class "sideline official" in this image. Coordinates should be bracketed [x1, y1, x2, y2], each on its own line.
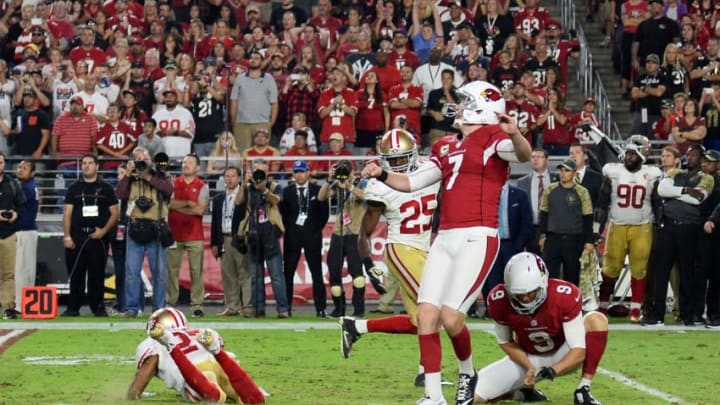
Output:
[0, 152, 25, 320]
[62, 154, 119, 317]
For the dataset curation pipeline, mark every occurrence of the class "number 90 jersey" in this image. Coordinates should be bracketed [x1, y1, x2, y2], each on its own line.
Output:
[364, 175, 440, 252]
[488, 279, 582, 355]
[602, 163, 662, 225]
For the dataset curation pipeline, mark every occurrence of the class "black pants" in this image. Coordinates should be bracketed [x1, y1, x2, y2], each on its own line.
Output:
[526, 226, 543, 255]
[327, 233, 364, 314]
[651, 222, 700, 322]
[699, 233, 720, 321]
[543, 233, 582, 287]
[283, 230, 326, 313]
[65, 236, 110, 313]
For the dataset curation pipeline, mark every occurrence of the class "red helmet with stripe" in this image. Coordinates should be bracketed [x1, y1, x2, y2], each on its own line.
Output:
[146, 307, 188, 334]
[380, 128, 418, 173]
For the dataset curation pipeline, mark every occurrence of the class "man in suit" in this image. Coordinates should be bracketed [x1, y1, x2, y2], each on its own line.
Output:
[279, 160, 330, 317]
[210, 166, 253, 317]
[477, 181, 534, 318]
[570, 143, 603, 206]
[517, 148, 558, 254]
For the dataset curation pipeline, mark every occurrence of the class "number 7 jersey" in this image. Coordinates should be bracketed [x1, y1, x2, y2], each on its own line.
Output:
[364, 174, 440, 252]
[602, 163, 662, 225]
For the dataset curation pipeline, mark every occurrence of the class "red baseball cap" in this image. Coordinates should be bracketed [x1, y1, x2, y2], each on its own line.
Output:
[583, 97, 596, 105]
[70, 96, 84, 106]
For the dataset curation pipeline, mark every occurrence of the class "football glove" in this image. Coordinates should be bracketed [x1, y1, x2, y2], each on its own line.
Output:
[362, 257, 387, 295]
[536, 367, 556, 382]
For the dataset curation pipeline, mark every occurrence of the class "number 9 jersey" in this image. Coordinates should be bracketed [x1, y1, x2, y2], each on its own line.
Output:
[488, 279, 584, 355]
[363, 174, 440, 251]
[602, 163, 662, 225]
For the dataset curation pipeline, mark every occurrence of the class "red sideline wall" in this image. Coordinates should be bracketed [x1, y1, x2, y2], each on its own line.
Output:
[171, 222, 389, 304]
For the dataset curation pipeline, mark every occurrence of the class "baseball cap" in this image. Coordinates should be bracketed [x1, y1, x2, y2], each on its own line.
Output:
[557, 159, 577, 171]
[514, 80, 525, 88]
[688, 144, 707, 154]
[70, 96, 84, 106]
[254, 127, 270, 137]
[703, 149, 720, 162]
[162, 88, 178, 96]
[164, 60, 177, 69]
[394, 29, 408, 37]
[292, 160, 309, 172]
[646, 54, 660, 64]
[246, 4, 260, 16]
[122, 89, 137, 97]
[329, 133, 344, 143]
[280, 41, 293, 51]
[583, 97, 596, 106]
[547, 21, 561, 30]
[131, 60, 144, 68]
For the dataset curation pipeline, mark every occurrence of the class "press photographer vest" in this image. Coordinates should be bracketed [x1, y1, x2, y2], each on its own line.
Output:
[128, 179, 168, 221]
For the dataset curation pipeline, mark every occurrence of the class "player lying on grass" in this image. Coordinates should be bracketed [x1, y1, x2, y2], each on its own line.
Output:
[473, 253, 609, 405]
[127, 307, 266, 403]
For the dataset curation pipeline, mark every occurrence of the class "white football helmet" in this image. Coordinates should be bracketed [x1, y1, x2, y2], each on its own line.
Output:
[379, 128, 418, 173]
[446, 80, 506, 125]
[503, 252, 549, 315]
[146, 307, 188, 335]
[624, 134, 651, 162]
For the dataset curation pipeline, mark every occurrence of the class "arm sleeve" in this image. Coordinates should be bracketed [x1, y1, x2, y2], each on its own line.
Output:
[494, 322, 513, 345]
[562, 314, 586, 349]
[408, 160, 442, 191]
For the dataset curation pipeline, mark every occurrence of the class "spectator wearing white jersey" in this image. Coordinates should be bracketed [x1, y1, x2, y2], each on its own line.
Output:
[152, 89, 195, 160]
[73, 75, 109, 124]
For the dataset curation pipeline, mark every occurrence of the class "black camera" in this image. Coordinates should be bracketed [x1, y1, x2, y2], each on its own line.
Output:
[0, 211, 12, 219]
[135, 196, 154, 212]
[252, 169, 267, 184]
[11, 68, 21, 77]
[134, 160, 148, 172]
[333, 159, 352, 181]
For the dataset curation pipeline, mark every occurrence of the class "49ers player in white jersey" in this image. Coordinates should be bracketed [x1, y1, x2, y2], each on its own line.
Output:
[362, 81, 532, 405]
[340, 128, 440, 383]
[596, 135, 662, 323]
[474, 253, 608, 405]
[127, 307, 266, 403]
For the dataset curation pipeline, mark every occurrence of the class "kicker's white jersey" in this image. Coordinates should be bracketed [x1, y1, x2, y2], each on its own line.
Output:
[603, 163, 662, 225]
[364, 176, 440, 251]
[134, 329, 215, 401]
[152, 105, 195, 158]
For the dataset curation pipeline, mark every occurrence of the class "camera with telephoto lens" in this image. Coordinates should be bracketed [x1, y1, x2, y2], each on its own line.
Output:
[333, 159, 352, 182]
[252, 169, 267, 184]
[0, 211, 12, 220]
[134, 159, 148, 172]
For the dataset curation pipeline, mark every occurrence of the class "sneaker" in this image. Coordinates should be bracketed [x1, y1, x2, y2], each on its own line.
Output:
[339, 316, 360, 358]
[192, 309, 204, 318]
[3, 308, 20, 320]
[454, 371, 478, 405]
[316, 310, 327, 318]
[706, 319, 720, 329]
[125, 310, 138, 318]
[416, 395, 447, 405]
[515, 387, 548, 402]
[642, 317, 664, 327]
[574, 385, 601, 405]
[277, 312, 290, 319]
[692, 316, 706, 326]
[217, 309, 238, 316]
[629, 308, 641, 323]
[61, 310, 80, 317]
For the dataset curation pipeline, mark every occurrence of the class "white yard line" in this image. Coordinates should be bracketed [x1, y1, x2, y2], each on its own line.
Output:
[0, 329, 26, 344]
[597, 368, 689, 405]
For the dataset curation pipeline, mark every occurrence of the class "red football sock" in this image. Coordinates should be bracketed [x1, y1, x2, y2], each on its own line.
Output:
[418, 332, 442, 373]
[214, 350, 266, 404]
[599, 275, 616, 304]
[630, 277, 646, 307]
[449, 325, 472, 361]
[583, 331, 608, 376]
[169, 346, 222, 402]
[367, 315, 417, 334]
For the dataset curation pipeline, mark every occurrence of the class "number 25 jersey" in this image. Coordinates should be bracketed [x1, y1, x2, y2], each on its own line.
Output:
[602, 163, 662, 225]
[364, 174, 440, 252]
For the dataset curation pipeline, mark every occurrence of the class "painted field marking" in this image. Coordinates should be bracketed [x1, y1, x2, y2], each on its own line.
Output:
[22, 354, 135, 365]
[0, 329, 34, 355]
[597, 368, 689, 405]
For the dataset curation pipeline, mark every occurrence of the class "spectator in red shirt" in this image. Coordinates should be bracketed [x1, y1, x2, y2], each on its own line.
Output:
[69, 26, 108, 72]
[296, 44, 326, 87]
[282, 130, 319, 174]
[96, 103, 137, 170]
[387, 65, 423, 143]
[317, 66, 359, 151]
[51, 96, 99, 169]
[281, 65, 320, 127]
[242, 128, 281, 174]
[570, 97, 601, 143]
[388, 29, 421, 70]
[356, 71, 389, 156]
[538, 87, 572, 155]
[359, 51, 401, 96]
[653, 99, 679, 140]
[506, 81, 538, 145]
[671, 98, 707, 154]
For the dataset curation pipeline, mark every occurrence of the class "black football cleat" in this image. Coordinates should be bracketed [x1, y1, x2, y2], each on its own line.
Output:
[518, 387, 549, 402]
[339, 316, 360, 358]
[454, 371, 478, 405]
[574, 386, 601, 405]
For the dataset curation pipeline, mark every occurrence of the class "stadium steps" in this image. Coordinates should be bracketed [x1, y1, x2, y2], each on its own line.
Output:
[572, 1, 634, 137]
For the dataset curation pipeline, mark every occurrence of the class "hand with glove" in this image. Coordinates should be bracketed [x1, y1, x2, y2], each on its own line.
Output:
[535, 367, 557, 382]
[362, 257, 387, 295]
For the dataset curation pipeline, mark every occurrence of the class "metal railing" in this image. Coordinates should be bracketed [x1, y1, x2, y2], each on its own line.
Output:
[557, 0, 623, 140]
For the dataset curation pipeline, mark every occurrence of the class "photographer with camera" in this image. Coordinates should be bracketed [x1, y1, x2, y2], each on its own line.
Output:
[235, 159, 289, 318]
[167, 153, 210, 318]
[115, 147, 174, 318]
[61, 154, 119, 317]
[318, 159, 367, 318]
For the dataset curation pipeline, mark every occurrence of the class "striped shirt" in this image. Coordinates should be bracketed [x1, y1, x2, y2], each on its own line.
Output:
[52, 112, 98, 166]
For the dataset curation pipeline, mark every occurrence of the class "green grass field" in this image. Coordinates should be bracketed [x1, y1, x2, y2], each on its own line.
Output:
[0, 315, 717, 405]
